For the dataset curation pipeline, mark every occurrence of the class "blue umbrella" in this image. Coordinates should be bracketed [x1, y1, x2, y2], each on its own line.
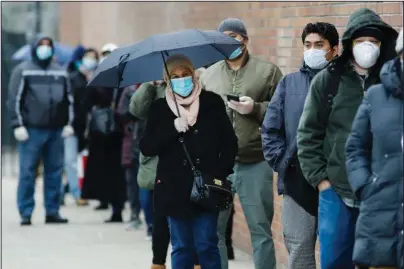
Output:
[88, 29, 241, 88]
[12, 42, 74, 65]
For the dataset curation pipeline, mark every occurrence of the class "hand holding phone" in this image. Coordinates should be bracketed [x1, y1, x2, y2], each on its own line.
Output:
[226, 94, 240, 102]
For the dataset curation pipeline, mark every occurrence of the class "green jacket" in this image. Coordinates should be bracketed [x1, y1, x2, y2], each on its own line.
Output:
[200, 54, 283, 163]
[129, 82, 166, 190]
[297, 8, 398, 199]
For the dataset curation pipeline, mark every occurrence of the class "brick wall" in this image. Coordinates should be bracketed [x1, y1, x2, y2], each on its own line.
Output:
[59, 2, 403, 268]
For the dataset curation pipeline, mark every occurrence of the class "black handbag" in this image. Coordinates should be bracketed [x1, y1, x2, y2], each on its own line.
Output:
[282, 137, 318, 217]
[179, 136, 233, 212]
[89, 88, 117, 135]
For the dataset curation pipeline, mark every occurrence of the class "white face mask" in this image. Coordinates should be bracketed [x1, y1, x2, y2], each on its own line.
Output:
[303, 49, 330, 69]
[353, 41, 380, 69]
[82, 57, 98, 71]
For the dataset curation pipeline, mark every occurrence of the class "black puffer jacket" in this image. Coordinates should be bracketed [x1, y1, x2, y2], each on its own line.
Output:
[345, 58, 404, 268]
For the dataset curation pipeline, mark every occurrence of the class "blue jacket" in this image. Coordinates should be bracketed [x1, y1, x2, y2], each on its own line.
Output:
[262, 63, 319, 194]
[345, 58, 403, 268]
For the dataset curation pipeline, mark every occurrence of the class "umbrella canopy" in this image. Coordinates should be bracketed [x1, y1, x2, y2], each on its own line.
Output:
[88, 29, 241, 88]
[12, 42, 74, 65]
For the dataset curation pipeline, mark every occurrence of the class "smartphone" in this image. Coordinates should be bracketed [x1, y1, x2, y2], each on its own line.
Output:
[226, 94, 240, 102]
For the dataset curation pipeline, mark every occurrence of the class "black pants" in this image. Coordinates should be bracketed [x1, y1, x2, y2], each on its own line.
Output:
[152, 210, 200, 265]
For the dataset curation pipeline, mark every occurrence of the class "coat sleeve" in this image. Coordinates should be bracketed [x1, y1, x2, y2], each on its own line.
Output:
[65, 71, 74, 126]
[214, 94, 238, 180]
[139, 100, 179, 157]
[7, 64, 25, 128]
[117, 86, 137, 123]
[251, 65, 283, 123]
[297, 71, 329, 189]
[129, 82, 158, 120]
[345, 94, 372, 199]
[261, 77, 286, 172]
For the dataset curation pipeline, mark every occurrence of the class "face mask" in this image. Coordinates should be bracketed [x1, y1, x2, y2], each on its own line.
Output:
[353, 41, 380, 69]
[304, 49, 330, 69]
[170, 76, 194, 97]
[82, 57, 98, 71]
[36, 45, 53, 60]
[228, 38, 244, 60]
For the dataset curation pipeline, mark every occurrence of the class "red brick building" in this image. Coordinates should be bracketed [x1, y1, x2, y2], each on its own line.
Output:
[59, 2, 403, 268]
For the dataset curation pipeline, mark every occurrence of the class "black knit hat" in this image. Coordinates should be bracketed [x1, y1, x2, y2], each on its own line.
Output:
[217, 18, 248, 38]
[352, 26, 384, 41]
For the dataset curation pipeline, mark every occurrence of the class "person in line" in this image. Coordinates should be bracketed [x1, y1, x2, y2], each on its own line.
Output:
[7, 34, 74, 225]
[116, 83, 143, 230]
[131, 77, 203, 269]
[91, 42, 119, 211]
[81, 44, 127, 223]
[140, 55, 238, 269]
[200, 18, 283, 269]
[345, 27, 403, 269]
[296, 8, 398, 269]
[61, 47, 99, 207]
[262, 22, 339, 269]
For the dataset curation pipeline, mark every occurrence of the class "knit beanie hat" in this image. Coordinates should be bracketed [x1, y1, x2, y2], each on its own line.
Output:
[163, 54, 195, 79]
[396, 27, 403, 54]
[352, 26, 384, 41]
[217, 18, 248, 38]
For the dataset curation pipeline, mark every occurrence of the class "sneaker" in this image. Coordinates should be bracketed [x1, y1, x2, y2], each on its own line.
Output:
[145, 225, 152, 240]
[126, 218, 143, 231]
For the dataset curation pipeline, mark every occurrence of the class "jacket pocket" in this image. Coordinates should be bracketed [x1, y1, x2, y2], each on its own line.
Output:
[359, 173, 378, 201]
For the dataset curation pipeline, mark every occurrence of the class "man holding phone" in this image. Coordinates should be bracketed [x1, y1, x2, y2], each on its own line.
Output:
[200, 18, 283, 269]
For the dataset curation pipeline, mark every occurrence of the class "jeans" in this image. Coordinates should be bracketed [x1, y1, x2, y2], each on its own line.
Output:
[17, 128, 64, 218]
[169, 212, 221, 269]
[217, 161, 275, 269]
[62, 135, 80, 199]
[140, 189, 153, 233]
[125, 165, 141, 219]
[318, 188, 359, 269]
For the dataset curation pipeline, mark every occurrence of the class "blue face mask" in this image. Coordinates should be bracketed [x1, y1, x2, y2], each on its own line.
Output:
[36, 45, 53, 60]
[170, 76, 194, 97]
[229, 47, 243, 60]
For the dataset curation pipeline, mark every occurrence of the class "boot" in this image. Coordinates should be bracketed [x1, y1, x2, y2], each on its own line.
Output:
[45, 214, 68, 224]
[194, 266, 201, 269]
[151, 265, 166, 269]
[104, 213, 123, 223]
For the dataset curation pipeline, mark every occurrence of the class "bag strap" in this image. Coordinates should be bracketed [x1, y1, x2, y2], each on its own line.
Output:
[325, 63, 342, 123]
[178, 136, 197, 173]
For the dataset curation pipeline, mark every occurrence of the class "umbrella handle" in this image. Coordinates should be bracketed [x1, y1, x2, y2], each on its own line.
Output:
[161, 51, 182, 118]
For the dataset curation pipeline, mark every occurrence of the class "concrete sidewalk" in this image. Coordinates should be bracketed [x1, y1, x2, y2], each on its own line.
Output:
[2, 178, 253, 269]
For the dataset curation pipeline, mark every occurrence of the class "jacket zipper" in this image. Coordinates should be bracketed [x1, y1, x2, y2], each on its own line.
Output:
[231, 70, 238, 129]
[48, 71, 53, 125]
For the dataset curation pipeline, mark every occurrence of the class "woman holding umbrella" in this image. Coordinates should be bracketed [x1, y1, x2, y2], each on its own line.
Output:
[140, 54, 238, 269]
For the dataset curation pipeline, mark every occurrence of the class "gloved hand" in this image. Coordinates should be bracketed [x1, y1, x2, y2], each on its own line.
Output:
[227, 96, 255, 115]
[174, 118, 189, 133]
[13, 126, 29, 142]
[62, 125, 75, 138]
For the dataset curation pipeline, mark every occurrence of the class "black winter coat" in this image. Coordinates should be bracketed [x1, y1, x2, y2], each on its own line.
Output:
[140, 90, 238, 218]
[345, 58, 404, 268]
